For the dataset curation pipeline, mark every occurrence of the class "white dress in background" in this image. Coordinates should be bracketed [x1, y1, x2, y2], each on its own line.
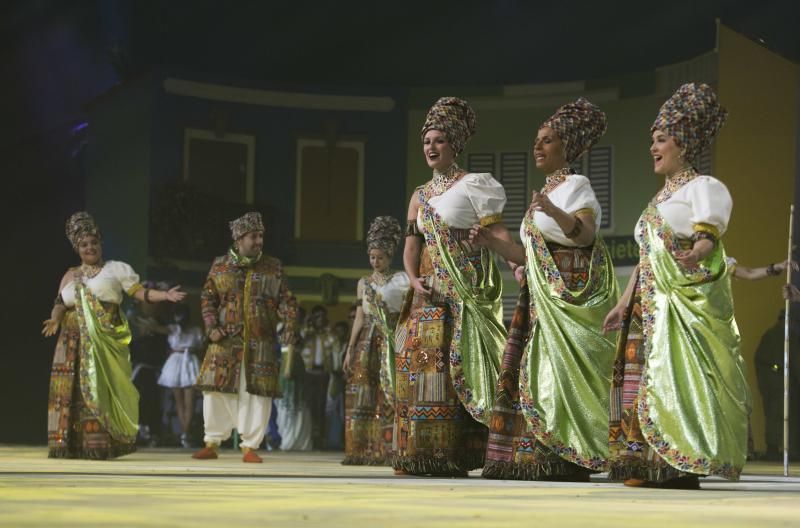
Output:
[158, 325, 203, 388]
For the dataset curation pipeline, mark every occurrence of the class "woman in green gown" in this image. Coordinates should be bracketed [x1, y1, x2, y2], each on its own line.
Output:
[472, 98, 618, 481]
[603, 83, 751, 489]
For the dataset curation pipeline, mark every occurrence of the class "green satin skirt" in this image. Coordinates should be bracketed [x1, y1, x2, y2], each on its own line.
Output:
[483, 213, 618, 480]
[608, 205, 751, 482]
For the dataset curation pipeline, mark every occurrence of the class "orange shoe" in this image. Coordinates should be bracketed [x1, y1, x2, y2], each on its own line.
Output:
[624, 478, 647, 487]
[242, 448, 263, 463]
[192, 446, 218, 460]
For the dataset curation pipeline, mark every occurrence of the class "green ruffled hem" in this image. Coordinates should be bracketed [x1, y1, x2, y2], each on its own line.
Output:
[341, 455, 391, 466]
[481, 459, 594, 481]
[392, 452, 484, 477]
[48, 442, 137, 461]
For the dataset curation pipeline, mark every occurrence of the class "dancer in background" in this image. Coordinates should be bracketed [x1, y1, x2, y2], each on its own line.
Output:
[301, 305, 337, 449]
[157, 303, 203, 448]
[343, 216, 408, 465]
[276, 306, 312, 452]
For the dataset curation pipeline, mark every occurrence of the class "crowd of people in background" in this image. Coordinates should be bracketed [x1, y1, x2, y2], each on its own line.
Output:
[126, 296, 354, 452]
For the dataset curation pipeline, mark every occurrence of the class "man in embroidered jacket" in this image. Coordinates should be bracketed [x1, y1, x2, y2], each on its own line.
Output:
[192, 212, 297, 463]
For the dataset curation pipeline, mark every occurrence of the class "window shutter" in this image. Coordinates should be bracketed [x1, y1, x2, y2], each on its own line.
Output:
[498, 152, 528, 233]
[466, 153, 496, 174]
[586, 146, 613, 229]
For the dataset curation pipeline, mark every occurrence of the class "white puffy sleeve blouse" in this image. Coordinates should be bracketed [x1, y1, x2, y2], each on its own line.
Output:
[421, 173, 507, 229]
[524, 174, 602, 247]
[60, 260, 142, 307]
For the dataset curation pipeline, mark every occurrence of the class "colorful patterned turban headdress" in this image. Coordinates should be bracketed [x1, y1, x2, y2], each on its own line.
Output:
[540, 97, 608, 164]
[229, 212, 265, 240]
[420, 97, 477, 156]
[651, 83, 728, 163]
[366, 216, 403, 257]
[65, 211, 101, 251]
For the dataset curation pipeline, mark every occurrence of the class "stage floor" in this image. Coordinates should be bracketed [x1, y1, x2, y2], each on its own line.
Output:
[1, 446, 799, 527]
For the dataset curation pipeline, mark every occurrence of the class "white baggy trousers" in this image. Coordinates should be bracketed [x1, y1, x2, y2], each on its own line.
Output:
[202, 363, 271, 449]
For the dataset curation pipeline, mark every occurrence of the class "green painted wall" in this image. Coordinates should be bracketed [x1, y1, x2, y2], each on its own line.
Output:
[595, 95, 665, 234]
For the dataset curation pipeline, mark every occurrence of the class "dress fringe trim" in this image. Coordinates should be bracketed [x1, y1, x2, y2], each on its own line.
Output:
[341, 455, 391, 466]
[608, 459, 688, 483]
[482, 459, 594, 481]
[48, 443, 137, 461]
[392, 453, 484, 476]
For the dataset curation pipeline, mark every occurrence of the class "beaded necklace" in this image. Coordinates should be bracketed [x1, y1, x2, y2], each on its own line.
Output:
[540, 167, 574, 195]
[79, 261, 105, 279]
[428, 163, 464, 197]
[371, 269, 394, 287]
[654, 166, 697, 204]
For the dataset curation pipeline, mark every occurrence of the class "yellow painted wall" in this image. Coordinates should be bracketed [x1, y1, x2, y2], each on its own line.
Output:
[716, 24, 798, 451]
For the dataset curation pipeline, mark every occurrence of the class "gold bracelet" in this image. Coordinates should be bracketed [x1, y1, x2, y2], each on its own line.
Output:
[405, 220, 423, 238]
[691, 231, 717, 244]
[564, 216, 583, 239]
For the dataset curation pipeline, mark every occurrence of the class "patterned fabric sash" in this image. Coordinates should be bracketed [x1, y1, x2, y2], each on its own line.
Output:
[362, 276, 398, 406]
[74, 282, 139, 443]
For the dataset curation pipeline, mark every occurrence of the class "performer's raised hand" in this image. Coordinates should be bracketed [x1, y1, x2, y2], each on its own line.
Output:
[165, 286, 187, 303]
[776, 259, 799, 273]
[530, 191, 557, 216]
[42, 318, 60, 337]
